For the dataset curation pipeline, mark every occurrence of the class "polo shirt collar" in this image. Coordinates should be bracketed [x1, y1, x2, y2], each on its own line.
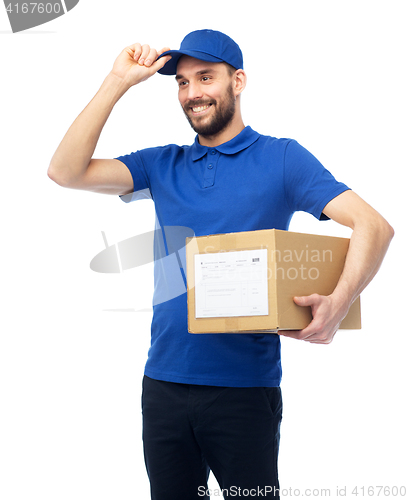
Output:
[191, 126, 260, 161]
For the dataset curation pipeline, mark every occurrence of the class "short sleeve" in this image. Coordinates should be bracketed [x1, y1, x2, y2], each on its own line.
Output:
[284, 140, 350, 220]
[115, 150, 152, 203]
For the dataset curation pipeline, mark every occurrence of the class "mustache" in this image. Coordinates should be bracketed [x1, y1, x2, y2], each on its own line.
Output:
[183, 99, 216, 109]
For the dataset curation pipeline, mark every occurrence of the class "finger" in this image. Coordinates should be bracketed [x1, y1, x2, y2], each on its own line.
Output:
[144, 47, 158, 67]
[300, 322, 337, 344]
[138, 44, 151, 66]
[279, 330, 322, 343]
[278, 330, 302, 339]
[297, 318, 320, 338]
[293, 294, 319, 307]
[150, 54, 172, 72]
[279, 317, 320, 340]
[126, 43, 142, 61]
[158, 46, 171, 57]
[279, 331, 319, 343]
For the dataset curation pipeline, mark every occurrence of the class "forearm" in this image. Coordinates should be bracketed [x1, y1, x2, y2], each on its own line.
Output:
[281, 213, 394, 343]
[48, 43, 171, 189]
[330, 213, 394, 314]
[48, 72, 129, 186]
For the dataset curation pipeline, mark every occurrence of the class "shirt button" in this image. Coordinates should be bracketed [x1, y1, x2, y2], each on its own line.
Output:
[208, 164, 213, 169]
[210, 150, 216, 155]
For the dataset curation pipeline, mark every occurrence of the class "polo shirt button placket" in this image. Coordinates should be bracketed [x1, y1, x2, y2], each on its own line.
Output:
[203, 150, 219, 188]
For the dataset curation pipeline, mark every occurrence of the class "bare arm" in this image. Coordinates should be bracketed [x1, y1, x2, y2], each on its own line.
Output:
[47, 43, 171, 195]
[280, 190, 394, 344]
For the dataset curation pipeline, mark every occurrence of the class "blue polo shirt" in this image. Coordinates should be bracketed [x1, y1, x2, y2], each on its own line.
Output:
[117, 126, 349, 387]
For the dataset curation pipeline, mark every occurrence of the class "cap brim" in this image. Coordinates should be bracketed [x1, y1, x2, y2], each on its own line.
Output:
[157, 50, 224, 75]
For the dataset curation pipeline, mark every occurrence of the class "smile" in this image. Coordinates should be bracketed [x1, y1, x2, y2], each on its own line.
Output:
[191, 104, 212, 115]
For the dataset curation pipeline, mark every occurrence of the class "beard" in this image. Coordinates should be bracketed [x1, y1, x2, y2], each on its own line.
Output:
[182, 84, 236, 137]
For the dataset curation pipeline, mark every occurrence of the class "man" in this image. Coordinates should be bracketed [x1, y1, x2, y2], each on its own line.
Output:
[48, 30, 394, 499]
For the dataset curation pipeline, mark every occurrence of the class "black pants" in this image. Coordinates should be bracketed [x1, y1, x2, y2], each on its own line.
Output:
[141, 375, 282, 499]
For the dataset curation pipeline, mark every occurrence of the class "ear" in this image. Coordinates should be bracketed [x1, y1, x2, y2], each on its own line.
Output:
[233, 69, 247, 96]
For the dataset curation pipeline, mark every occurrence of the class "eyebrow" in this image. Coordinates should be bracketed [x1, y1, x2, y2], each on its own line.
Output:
[175, 68, 216, 81]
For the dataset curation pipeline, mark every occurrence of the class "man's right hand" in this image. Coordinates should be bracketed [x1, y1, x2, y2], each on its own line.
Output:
[110, 43, 172, 89]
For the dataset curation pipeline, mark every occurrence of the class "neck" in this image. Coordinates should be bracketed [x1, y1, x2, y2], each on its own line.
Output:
[198, 114, 245, 148]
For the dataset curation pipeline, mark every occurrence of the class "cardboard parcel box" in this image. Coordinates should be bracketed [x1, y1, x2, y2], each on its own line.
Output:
[186, 229, 361, 333]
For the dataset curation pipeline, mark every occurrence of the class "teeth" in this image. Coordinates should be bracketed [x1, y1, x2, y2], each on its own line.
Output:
[192, 105, 210, 112]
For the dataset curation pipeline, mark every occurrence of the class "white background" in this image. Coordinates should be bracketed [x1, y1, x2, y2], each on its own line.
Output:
[1, 1, 407, 498]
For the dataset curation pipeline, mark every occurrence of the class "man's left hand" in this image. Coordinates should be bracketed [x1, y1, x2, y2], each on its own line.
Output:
[279, 294, 347, 344]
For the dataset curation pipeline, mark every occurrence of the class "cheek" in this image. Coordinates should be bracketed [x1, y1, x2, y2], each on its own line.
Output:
[178, 89, 192, 108]
[178, 94, 186, 108]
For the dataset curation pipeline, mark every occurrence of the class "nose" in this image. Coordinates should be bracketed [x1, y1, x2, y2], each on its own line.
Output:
[186, 81, 203, 101]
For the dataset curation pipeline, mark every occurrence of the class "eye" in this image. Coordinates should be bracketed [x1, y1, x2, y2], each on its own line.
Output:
[177, 80, 188, 88]
[201, 76, 211, 82]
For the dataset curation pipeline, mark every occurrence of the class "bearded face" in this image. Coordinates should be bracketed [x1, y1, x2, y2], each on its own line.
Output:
[181, 82, 236, 137]
[176, 57, 239, 139]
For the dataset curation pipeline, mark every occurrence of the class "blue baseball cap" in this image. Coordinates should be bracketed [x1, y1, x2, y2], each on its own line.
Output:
[157, 29, 243, 75]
